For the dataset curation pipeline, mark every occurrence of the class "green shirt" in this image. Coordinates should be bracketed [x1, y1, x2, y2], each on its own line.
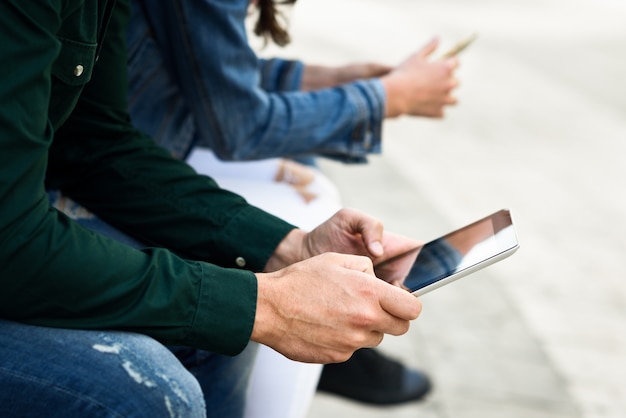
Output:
[0, 0, 294, 355]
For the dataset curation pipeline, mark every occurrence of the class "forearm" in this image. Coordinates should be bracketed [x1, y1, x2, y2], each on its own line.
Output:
[301, 63, 393, 91]
[49, 126, 294, 268]
[258, 58, 304, 92]
[217, 81, 385, 162]
[1, 214, 258, 355]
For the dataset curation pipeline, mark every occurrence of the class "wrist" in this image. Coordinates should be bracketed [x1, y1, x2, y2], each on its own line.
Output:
[250, 271, 281, 345]
[380, 75, 405, 118]
[263, 228, 307, 272]
[301, 65, 339, 91]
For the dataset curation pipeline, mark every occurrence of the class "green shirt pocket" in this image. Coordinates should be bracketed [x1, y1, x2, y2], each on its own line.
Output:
[49, 37, 97, 129]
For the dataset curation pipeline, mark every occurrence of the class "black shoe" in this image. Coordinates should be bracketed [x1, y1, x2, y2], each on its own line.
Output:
[317, 348, 431, 405]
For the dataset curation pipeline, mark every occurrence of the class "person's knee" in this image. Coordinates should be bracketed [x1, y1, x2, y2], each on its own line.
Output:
[87, 332, 206, 417]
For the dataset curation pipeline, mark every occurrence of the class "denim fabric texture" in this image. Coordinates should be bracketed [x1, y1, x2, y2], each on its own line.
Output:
[126, 0, 385, 163]
[0, 320, 206, 418]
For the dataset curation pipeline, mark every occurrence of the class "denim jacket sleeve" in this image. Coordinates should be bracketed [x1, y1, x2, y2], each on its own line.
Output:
[126, 0, 384, 163]
[0, 0, 294, 355]
[257, 58, 304, 92]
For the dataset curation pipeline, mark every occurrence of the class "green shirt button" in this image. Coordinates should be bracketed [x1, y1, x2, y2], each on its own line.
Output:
[74, 65, 84, 77]
[235, 257, 246, 268]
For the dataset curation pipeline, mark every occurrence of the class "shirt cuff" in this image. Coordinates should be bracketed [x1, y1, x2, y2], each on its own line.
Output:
[325, 79, 385, 164]
[187, 262, 258, 356]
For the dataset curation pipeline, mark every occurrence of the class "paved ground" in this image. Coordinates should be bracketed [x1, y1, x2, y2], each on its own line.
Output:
[259, 0, 626, 417]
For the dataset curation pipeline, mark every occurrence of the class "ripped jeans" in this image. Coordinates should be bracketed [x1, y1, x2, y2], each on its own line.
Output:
[0, 320, 257, 417]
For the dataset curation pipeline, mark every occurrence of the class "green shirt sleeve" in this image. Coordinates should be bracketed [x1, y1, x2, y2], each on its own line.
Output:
[0, 0, 295, 355]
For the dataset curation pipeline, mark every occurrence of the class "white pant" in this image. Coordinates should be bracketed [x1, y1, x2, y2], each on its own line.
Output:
[186, 148, 342, 418]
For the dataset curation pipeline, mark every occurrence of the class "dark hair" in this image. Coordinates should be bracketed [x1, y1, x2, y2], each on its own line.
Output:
[253, 0, 297, 47]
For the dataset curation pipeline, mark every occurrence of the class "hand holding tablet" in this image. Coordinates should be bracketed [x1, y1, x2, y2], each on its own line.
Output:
[375, 209, 519, 296]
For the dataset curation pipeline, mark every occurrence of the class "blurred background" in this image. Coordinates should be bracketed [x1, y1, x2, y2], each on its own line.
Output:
[256, 0, 626, 417]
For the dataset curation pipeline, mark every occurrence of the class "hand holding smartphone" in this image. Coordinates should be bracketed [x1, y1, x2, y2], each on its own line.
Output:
[375, 209, 519, 296]
[440, 33, 478, 59]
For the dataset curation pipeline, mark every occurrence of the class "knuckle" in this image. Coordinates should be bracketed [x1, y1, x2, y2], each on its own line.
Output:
[318, 252, 334, 261]
[338, 207, 354, 218]
[351, 308, 378, 329]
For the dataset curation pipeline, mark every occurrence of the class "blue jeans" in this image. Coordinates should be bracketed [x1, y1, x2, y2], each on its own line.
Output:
[0, 320, 205, 417]
[12, 193, 260, 418]
[0, 320, 258, 417]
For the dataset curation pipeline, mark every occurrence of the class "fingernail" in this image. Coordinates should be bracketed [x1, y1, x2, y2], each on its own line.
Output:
[370, 241, 384, 256]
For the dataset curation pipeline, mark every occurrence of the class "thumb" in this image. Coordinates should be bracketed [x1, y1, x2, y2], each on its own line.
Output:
[418, 37, 439, 59]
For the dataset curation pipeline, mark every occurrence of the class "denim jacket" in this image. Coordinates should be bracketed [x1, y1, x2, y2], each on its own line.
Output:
[126, 0, 385, 163]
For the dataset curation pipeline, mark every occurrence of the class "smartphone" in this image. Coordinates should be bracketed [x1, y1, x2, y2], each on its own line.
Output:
[440, 33, 478, 59]
[375, 209, 519, 296]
